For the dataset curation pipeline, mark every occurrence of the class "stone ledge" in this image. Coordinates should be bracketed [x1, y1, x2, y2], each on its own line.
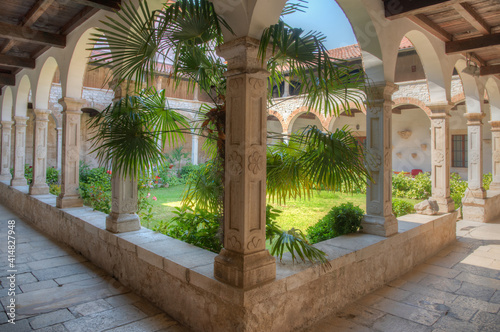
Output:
[463, 191, 500, 222]
[0, 181, 457, 332]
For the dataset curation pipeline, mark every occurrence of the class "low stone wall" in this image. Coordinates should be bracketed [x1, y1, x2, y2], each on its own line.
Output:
[463, 190, 500, 223]
[0, 181, 457, 332]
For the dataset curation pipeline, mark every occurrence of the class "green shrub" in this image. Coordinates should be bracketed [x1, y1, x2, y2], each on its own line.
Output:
[78, 162, 112, 213]
[307, 202, 364, 244]
[49, 184, 61, 196]
[483, 172, 492, 190]
[392, 172, 431, 200]
[46, 167, 60, 185]
[153, 206, 222, 253]
[392, 198, 415, 217]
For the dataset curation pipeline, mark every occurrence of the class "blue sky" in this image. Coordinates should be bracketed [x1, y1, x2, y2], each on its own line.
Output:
[284, 0, 357, 50]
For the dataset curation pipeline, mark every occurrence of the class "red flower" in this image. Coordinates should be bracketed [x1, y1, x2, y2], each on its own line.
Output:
[155, 176, 160, 179]
[29, 166, 32, 169]
[169, 164, 174, 169]
[107, 170, 112, 175]
[154, 180, 158, 184]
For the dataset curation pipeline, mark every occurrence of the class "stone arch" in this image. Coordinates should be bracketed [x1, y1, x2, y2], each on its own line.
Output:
[400, 30, 447, 103]
[63, 28, 100, 99]
[485, 77, 500, 121]
[287, 107, 325, 134]
[268, 109, 286, 133]
[451, 93, 466, 104]
[34, 57, 59, 110]
[454, 59, 482, 114]
[1, 87, 13, 121]
[15, 75, 31, 117]
[325, 101, 367, 131]
[393, 97, 432, 119]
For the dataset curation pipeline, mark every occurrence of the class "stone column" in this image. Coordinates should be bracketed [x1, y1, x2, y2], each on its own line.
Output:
[56, 98, 85, 208]
[428, 104, 455, 212]
[0, 121, 13, 181]
[191, 129, 199, 165]
[214, 37, 275, 288]
[106, 170, 141, 233]
[362, 82, 398, 237]
[10, 116, 29, 186]
[464, 112, 486, 199]
[283, 80, 290, 97]
[489, 121, 500, 191]
[104, 79, 142, 232]
[56, 127, 62, 170]
[29, 109, 51, 195]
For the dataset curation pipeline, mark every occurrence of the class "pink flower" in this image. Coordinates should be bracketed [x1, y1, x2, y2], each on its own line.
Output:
[107, 170, 112, 175]
[146, 193, 150, 198]
[153, 196, 157, 201]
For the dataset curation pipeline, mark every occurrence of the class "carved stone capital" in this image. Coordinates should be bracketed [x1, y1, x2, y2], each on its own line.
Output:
[427, 102, 453, 117]
[489, 121, 500, 131]
[58, 97, 85, 113]
[33, 108, 51, 121]
[464, 112, 485, 126]
[217, 37, 271, 77]
[0, 121, 14, 130]
[14, 116, 29, 126]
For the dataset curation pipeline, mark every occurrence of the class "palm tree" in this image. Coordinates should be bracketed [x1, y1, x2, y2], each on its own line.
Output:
[88, 0, 369, 265]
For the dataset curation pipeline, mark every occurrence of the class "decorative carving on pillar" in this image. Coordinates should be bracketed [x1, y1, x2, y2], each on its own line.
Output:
[488, 120, 500, 191]
[362, 82, 398, 237]
[0, 121, 14, 181]
[10, 116, 29, 187]
[464, 112, 486, 200]
[213, 37, 276, 289]
[106, 170, 141, 233]
[428, 103, 455, 212]
[56, 97, 85, 208]
[29, 109, 51, 195]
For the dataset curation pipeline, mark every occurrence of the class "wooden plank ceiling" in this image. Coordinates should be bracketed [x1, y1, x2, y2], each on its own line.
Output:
[0, 0, 121, 94]
[384, 0, 500, 79]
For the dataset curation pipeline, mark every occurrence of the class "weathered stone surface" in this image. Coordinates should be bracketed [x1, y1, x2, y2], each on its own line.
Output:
[63, 305, 146, 332]
[414, 199, 439, 215]
[372, 314, 430, 332]
[28, 308, 75, 329]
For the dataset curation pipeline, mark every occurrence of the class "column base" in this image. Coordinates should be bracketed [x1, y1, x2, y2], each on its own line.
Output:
[214, 248, 276, 289]
[361, 214, 398, 237]
[432, 197, 455, 213]
[10, 178, 27, 187]
[464, 188, 487, 200]
[0, 173, 12, 181]
[488, 182, 500, 192]
[56, 194, 83, 208]
[106, 212, 141, 233]
[29, 183, 49, 195]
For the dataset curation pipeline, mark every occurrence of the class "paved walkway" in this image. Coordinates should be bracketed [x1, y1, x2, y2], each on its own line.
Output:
[0, 204, 190, 332]
[1, 201, 499, 332]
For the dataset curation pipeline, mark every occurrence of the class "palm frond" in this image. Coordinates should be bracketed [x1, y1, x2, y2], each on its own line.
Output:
[259, 21, 366, 116]
[281, 0, 308, 17]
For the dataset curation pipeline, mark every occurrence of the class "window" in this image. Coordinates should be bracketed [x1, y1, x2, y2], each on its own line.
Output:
[452, 135, 468, 167]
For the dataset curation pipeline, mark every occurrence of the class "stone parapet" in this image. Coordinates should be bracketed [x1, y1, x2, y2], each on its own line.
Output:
[0, 181, 457, 332]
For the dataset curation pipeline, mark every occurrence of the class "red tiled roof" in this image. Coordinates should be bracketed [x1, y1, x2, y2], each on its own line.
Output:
[328, 37, 414, 60]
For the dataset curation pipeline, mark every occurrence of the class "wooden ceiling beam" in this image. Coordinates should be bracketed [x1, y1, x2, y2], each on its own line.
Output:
[453, 2, 491, 35]
[0, 54, 35, 69]
[60, 7, 99, 35]
[384, 0, 462, 20]
[71, 0, 121, 11]
[0, 22, 65, 48]
[409, 14, 453, 42]
[480, 64, 500, 76]
[22, 0, 56, 27]
[446, 33, 500, 54]
[0, 73, 15, 86]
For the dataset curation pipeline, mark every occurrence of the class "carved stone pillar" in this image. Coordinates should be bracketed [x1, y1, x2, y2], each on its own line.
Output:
[29, 109, 51, 195]
[191, 129, 199, 165]
[489, 121, 500, 191]
[10, 116, 29, 186]
[464, 112, 486, 200]
[362, 82, 398, 237]
[213, 37, 275, 288]
[0, 121, 13, 181]
[106, 170, 140, 233]
[428, 104, 455, 212]
[283, 80, 290, 97]
[56, 98, 85, 208]
[56, 127, 62, 170]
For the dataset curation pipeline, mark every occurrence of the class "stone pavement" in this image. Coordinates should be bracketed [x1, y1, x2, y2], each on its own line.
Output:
[1, 199, 499, 332]
[306, 218, 500, 332]
[0, 203, 190, 332]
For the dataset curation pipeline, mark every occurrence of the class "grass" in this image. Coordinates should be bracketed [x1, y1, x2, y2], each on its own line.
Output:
[146, 186, 421, 233]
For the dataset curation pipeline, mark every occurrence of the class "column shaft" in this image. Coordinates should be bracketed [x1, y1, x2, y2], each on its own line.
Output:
[362, 82, 398, 237]
[11, 116, 29, 186]
[489, 121, 500, 191]
[214, 37, 275, 288]
[56, 98, 85, 208]
[429, 104, 454, 212]
[106, 169, 140, 233]
[0, 121, 13, 181]
[191, 129, 199, 165]
[29, 109, 51, 195]
[464, 112, 486, 199]
[56, 127, 62, 171]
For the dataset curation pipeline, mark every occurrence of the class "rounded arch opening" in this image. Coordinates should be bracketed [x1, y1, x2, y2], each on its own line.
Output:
[35, 57, 59, 110]
[1, 87, 13, 121]
[15, 75, 31, 117]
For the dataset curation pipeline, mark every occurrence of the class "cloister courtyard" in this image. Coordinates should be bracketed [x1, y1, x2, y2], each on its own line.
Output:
[1, 0, 500, 331]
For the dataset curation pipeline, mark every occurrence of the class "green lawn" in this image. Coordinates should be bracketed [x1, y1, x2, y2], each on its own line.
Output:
[146, 186, 420, 232]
